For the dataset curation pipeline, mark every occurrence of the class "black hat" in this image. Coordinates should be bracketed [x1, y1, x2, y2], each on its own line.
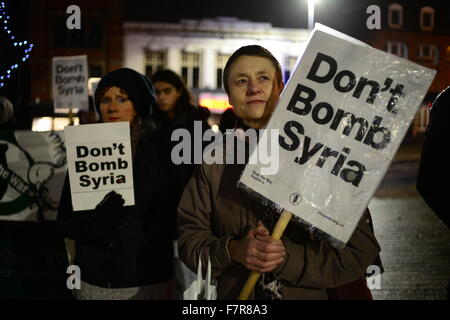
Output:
[94, 68, 156, 118]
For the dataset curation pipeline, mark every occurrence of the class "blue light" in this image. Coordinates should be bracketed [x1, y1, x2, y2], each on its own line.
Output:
[0, 2, 33, 87]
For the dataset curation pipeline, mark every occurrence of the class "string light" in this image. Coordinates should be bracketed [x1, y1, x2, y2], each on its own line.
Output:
[0, 1, 33, 88]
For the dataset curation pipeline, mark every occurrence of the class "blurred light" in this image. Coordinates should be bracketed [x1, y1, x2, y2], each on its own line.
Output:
[199, 93, 231, 113]
[211, 125, 219, 133]
[32, 117, 80, 132]
[0, 1, 34, 88]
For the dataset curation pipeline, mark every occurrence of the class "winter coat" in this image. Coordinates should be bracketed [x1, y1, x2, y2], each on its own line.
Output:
[154, 105, 210, 239]
[177, 135, 381, 299]
[57, 135, 174, 288]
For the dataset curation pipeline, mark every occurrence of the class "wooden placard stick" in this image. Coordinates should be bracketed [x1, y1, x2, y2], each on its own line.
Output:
[237, 209, 293, 300]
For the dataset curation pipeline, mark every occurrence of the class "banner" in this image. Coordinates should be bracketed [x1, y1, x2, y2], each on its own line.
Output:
[64, 122, 135, 211]
[52, 55, 89, 112]
[0, 130, 66, 221]
[239, 25, 436, 245]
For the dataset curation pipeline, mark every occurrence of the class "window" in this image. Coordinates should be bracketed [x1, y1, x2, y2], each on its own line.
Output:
[216, 53, 230, 89]
[89, 65, 103, 78]
[446, 46, 450, 62]
[53, 16, 69, 48]
[385, 42, 408, 58]
[145, 51, 166, 77]
[181, 52, 200, 88]
[53, 16, 103, 48]
[417, 44, 439, 64]
[284, 56, 298, 83]
[88, 18, 104, 48]
[388, 4, 403, 29]
[420, 6, 434, 31]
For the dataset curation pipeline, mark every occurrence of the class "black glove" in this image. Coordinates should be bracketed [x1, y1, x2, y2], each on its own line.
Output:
[81, 191, 125, 248]
[94, 190, 125, 222]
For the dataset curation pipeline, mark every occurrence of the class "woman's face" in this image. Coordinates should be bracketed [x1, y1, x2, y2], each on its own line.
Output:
[227, 55, 283, 129]
[154, 81, 181, 113]
[99, 86, 136, 123]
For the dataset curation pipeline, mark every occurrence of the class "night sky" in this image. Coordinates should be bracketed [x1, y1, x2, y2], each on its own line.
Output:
[123, 0, 381, 41]
[125, 0, 369, 28]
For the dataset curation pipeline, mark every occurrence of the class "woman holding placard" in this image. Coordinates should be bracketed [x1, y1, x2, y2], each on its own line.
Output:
[57, 68, 175, 300]
[177, 46, 382, 300]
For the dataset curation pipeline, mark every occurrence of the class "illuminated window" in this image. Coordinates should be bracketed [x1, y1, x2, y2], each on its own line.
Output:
[217, 53, 230, 89]
[388, 4, 403, 29]
[284, 56, 298, 83]
[420, 7, 434, 31]
[385, 42, 408, 58]
[181, 52, 200, 88]
[445, 46, 450, 62]
[145, 51, 166, 77]
[417, 44, 439, 64]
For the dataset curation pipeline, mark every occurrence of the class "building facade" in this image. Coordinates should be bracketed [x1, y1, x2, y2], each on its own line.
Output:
[29, 0, 123, 108]
[370, 1, 449, 93]
[369, 1, 449, 134]
[124, 17, 310, 112]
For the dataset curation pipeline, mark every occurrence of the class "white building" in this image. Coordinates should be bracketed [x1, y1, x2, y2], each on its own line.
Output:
[124, 17, 310, 113]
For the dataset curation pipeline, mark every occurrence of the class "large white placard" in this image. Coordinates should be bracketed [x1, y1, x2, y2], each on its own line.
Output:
[52, 55, 89, 112]
[239, 26, 436, 245]
[64, 122, 135, 211]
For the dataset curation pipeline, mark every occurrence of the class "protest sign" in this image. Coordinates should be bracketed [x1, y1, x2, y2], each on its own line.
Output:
[52, 55, 89, 113]
[239, 25, 436, 246]
[0, 130, 66, 222]
[64, 122, 134, 211]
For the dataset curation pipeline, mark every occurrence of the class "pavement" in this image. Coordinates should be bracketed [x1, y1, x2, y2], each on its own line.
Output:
[369, 195, 449, 300]
[368, 135, 449, 300]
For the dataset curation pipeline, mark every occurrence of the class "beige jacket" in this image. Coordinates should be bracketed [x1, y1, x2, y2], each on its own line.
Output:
[177, 161, 381, 300]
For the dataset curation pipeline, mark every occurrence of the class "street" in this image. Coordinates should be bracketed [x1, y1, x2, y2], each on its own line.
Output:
[369, 159, 449, 300]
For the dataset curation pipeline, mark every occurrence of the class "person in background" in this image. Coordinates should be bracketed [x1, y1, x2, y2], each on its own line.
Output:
[417, 86, 449, 228]
[177, 45, 381, 300]
[57, 68, 174, 300]
[0, 96, 15, 130]
[151, 69, 211, 189]
[151, 69, 211, 298]
[416, 86, 449, 299]
[218, 107, 238, 133]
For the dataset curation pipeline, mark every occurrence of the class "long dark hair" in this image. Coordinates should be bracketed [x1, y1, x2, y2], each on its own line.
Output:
[151, 69, 194, 119]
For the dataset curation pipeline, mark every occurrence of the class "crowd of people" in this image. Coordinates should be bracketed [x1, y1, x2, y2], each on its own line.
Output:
[1, 45, 447, 300]
[54, 45, 382, 300]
